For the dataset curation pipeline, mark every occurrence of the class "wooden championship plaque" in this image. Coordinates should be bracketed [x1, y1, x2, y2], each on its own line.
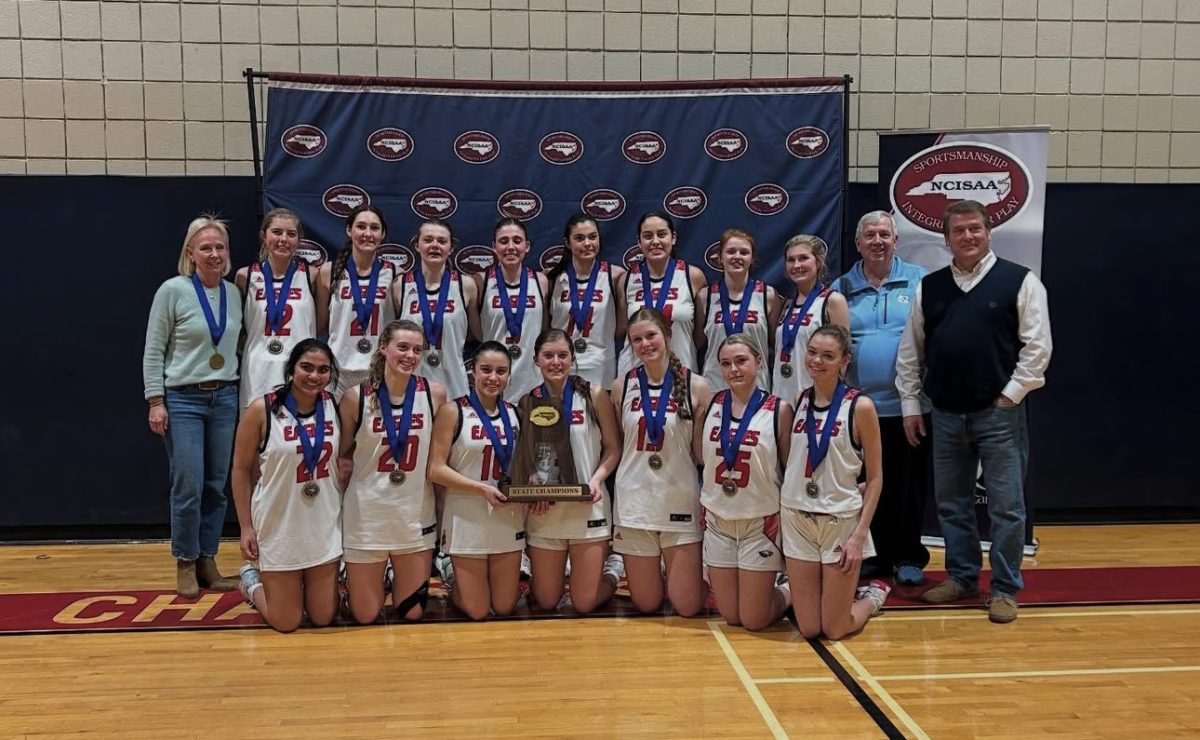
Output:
[504, 393, 591, 502]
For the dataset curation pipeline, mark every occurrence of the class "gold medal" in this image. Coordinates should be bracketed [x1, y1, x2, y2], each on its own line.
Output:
[208, 353, 225, 370]
[722, 478, 738, 495]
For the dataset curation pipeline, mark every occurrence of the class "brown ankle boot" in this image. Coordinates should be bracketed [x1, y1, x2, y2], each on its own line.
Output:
[177, 559, 200, 598]
[196, 556, 239, 592]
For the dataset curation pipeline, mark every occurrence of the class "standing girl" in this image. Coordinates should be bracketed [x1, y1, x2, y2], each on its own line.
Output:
[772, 235, 849, 405]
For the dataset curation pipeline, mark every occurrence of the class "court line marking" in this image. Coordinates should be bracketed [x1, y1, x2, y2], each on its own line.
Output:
[879, 607, 1200, 622]
[757, 664, 1200, 683]
[754, 676, 836, 684]
[707, 621, 790, 740]
[829, 640, 930, 740]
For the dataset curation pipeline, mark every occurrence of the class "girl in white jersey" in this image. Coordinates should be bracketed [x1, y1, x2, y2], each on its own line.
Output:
[545, 213, 628, 388]
[617, 211, 707, 375]
[236, 209, 322, 408]
[773, 235, 849, 407]
[611, 308, 712, 616]
[337, 320, 447, 624]
[396, 218, 482, 400]
[475, 217, 549, 400]
[428, 341, 524, 621]
[232, 339, 342, 633]
[523, 329, 623, 614]
[697, 229, 782, 393]
[318, 205, 398, 396]
[781, 325, 889, 640]
[693, 334, 794, 630]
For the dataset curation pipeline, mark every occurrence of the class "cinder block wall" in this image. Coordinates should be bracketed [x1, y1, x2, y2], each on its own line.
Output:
[2, 0, 1198, 181]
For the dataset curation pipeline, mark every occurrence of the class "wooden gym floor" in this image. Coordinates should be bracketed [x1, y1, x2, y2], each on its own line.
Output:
[1, 524, 1198, 739]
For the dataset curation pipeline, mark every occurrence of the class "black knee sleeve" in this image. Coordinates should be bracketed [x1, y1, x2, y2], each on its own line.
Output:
[394, 580, 430, 615]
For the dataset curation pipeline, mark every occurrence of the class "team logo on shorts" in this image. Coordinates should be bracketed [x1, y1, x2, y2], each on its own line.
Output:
[296, 239, 328, 268]
[663, 186, 707, 219]
[539, 245, 567, 272]
[453, 245, 495, 275]
[889, 142, 1033, 234]
[705, 128, 748, 161]
[621, 244, 645, 270]
[454, 130, 500, 164]
[581, 188, 626, 221]
[322, 184, 370, 217]
[497, 188, 543, 220]
[787, 127, 830, 158]
[411, 187, 458, 219]
[280, 124, 327, 158]
[367, 128, 414, 161]
[744, 184, 790, 216]
[703, 241, 723, 272]
[539, 131, 584, 165]
[623, 131, 667, 164]
[377, 243, 416, 273]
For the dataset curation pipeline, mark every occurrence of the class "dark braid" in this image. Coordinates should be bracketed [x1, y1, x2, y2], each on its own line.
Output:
[627, 308, 690, 420]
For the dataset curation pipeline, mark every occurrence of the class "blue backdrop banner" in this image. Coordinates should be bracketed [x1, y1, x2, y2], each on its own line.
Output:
[262, 74, 848, 285]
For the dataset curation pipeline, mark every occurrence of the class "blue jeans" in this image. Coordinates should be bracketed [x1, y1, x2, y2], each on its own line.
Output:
[163, 384, 238, 561]
[931, 403, 1028, 597]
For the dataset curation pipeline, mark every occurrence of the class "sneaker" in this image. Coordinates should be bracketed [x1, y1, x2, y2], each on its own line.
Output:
[896, 565, 925, 586]
[920, 578, 979, 604]
[383, 561, 394, 595]
[987, 595, 1019, 624]
[857, 579, 892, 617]
[520, 551, 532, 581]
[601, 552, 625, 584]
[238, 563, 263, 604]
[435, 551, 455, 591]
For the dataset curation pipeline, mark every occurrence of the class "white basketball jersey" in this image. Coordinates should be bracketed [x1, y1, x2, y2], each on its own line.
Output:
[523, 381, 611, 540]
[397, 269, 470, 400]
[481, 266, 545, 400]
[549, 262, 618, 388]
[343, 377, 436, 551]
[772, 288, 832, 406]
[701, 280, 773, 392]
[699, 390, 782, 520]
[251, 392, 342, 571]
[781, 387, 864, 516]
[618, 260, 698, 375]
[614, 368, 701, 533]
[328, 260, 398, 378]
[442, 397, 526, 551]
[241, 261, 318, 407]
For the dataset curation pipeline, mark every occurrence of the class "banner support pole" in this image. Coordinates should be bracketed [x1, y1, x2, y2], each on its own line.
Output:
[244, 67, 265, 223]
[840, 74, 853, 271]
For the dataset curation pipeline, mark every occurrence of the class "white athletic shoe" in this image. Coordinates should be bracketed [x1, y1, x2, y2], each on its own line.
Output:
[238, 563, 263, 604]
[602, 552, 625, 584]
[857, 579, 892, 617]
[435, 552, 455, 591]
[383, 561, 394, 595]
[520, 550, 532, 581]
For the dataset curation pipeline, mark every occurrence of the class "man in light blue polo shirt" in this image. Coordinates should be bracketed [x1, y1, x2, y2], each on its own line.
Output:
[832, 211, 931, 586]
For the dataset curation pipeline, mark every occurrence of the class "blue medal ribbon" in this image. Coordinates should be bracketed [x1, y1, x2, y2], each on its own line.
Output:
[495, 267, 530, 343]
[636, 366, 674, 447]
[190, 272, 227, 349]
[804, 381, 849, 478]
[639, 259, 677, 314]
[261, 260, 299, 336]
[284, 392, 326, 479]
[467, 390, 515, 479]
[719, 388, 765, 474]
[346, 259, 383, 334]
[413, 264, 452, 349]
[717, 280, 752, 338]
[566, 261, 600, 338]
[779, 283, 824, 362]
[377, 376, 417, 474]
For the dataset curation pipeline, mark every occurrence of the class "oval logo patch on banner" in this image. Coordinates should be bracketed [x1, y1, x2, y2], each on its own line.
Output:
[454, 130, 500, 164]
[540, 131, 584, 165]
[705, 128, 748, 161]
[889, 142, 1033, 233]
[453, 245, 496, 275]
[581, 188, 626, 221]
[377, 243, 416, 273]
[497, 188, 543, 220]
[367, 128, 414, 161]
[786, 127, 830, 159]
[296, 239, 328, 268]
[703, 241, 723, 272]
[322, 184, 370, 217]
[623, 131, 667, 164]
[411, 187, 458, 219]
[745, 183, 790, 216]
[281, 125, 327, 158]
[622, 244, 645, 270]
[539, 245, 566, 272]
[663, 186, 707, 219]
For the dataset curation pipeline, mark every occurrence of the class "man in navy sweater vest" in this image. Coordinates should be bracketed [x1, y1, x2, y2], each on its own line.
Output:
[895, 200, 1052, 623]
